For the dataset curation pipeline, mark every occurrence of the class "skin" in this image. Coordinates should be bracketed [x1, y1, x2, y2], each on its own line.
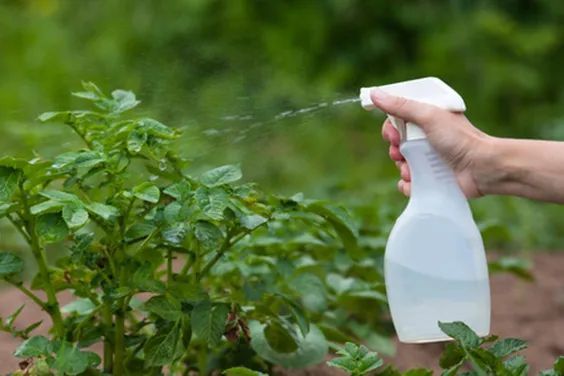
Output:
[369, 88, 564, 204]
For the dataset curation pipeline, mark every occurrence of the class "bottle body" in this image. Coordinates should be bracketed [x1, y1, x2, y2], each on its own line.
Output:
[385, 139, 490, 343]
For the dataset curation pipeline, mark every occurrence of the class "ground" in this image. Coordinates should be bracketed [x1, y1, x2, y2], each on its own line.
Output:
[1, 253, 563, 375]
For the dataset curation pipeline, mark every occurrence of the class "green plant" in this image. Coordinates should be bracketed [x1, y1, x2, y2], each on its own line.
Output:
[0, 83, 385, 375]
[327, 321, 564, 376]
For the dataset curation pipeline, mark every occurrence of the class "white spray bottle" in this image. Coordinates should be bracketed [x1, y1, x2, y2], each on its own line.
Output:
[359, 77, 490, 343]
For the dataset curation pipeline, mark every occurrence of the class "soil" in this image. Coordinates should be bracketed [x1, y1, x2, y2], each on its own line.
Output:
[1, 253, 564, 375]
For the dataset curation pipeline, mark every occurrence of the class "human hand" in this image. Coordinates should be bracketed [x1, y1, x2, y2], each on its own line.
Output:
[371, 89, 493, 198]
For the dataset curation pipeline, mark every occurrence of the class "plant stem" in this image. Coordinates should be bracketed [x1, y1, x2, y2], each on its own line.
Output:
[20, 184, 64, 338]
[198, 229, 251, 281]
[7, 214, 31, 244]
[102, 305, 114, 373]
[113, 264, 128, 376]
[7, 281, 47, 310]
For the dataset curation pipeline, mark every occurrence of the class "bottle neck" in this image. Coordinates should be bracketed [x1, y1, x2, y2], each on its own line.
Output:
[400, 139, 469, 213]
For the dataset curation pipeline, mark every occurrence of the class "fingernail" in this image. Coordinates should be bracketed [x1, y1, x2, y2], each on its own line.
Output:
[370, 87, 391, 104]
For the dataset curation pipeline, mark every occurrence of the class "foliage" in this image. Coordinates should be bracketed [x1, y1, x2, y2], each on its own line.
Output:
[0, 83, 390, 375]
[327, 321, 564, 376]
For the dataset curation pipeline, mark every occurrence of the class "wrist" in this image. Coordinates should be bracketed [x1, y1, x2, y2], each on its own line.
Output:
[472, 136, 511, 196]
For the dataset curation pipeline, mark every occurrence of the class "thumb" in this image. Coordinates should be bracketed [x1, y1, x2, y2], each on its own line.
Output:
[369, 88, 442, 128]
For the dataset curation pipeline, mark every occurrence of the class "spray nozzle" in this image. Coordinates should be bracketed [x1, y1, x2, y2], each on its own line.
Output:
[359, 77, 466, 141]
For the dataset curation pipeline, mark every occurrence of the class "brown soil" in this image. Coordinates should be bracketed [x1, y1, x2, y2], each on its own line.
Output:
[1, 253, 564, 375]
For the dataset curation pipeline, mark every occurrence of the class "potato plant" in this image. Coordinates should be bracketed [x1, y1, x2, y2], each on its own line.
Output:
[0, 83, 388, 375]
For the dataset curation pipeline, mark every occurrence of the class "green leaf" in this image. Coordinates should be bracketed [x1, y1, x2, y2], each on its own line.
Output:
[489, 257, 533, 281]
[0, 252, 23, 277]
[305, 202, 358, 255]
[291, 273, 327, 312]
[38, 111, 70, 122]
[0, 166, 22, 202]
[163, 181, 192, 200]
[62, 202, 89, 229]
[161, 223, 188, 246]
[110, 89, 140, 113]
[52, 342, 101, 375]
[36, 213, 69, 243]
[30, 199, 64, 215]
[240, 214, 268, 230]
[125, 223, 156, 242]
[40, 190, 81, 203]
[191, 300, 229, 347]
[133, 182, 160, 203]
[250, 321, 328, 369]
[554, 356, 564, 373]
[127, 130, 147, 154]
[137, 118, 176, 139]
[144, 321, 183, 367]
[194, 221, 223, 252]
[14, 336, 51, 357]
[438, 321, 481, 349]
[61, 298, 96, 315]
[504, 355, 529, 376]
[440, 342, 465, 368]
[195, 187, 229, 221]
[488, 338, 527, 357]
[264, 321, 298, 353]
[223, 367, 267, 376]
[201, 164, 242, 187]
[86, 202, 120, 220]
[144, 295, 182, 322]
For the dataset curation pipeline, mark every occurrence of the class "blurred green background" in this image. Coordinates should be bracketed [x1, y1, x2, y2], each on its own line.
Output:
[1, 0, 563, 250]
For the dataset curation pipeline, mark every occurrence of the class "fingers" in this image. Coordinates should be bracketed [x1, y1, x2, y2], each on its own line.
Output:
[381, 120, 400, 146]
[397, 180, 411, 196]
[370, 88, 443, 129]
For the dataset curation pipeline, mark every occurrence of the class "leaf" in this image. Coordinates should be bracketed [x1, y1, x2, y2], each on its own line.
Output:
[125, 223, 156, 242]
[440, 342, 465, 368]
[127, 130, 147, 154]
[38, 111, 70, 122]
[161, 223, 188, 246]
[36, 213, 69, 243]
[489, 257, 533, 281]
[291, 273, 327, 312]
[195, 187, 230, 221]
[52, 342, 101, 375]
[240, 214, 268, 230]
[438, 321, 481, 349]
[62, 202, 89, 229]
[110, 89, 140, 113]
[30, 199, 64, 215]
[144, 321, 183, 367]
[201, 164, 242, 187]
[305, 202, 359, 255]
[61, 298, 96, 315]
[250, 321, 328, 369]
[6, 305, 25, 327]
[86, 202, 120, 220]
[0, 252, 23, 277]
[144, 295, 182, 322]
[137, 118, 176, 139]
[163, 181, 192, 200]
[504, 355, 529, 376]
[194, 221, 223, 252]
[223, 367, 268, 376]
[264, 321, 298, 353]
[133, 182, 160, 203]
[488, 338, 527, 357]
[39, 190, 81, 203]
[14, 336, 51, 357]
[554, 356, 564, 373]
[0, 166, 21, 202]
[191, 300, 229, 347]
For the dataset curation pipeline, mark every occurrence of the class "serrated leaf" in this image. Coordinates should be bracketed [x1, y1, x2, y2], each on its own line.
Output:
[144, 320, 183, 367]
[144, 295, 182, 321]
[36, 213, 69, 243]
[250, 321, 328, 369]
[52, 342, 101, 375]
[14, 336, 51, 357]
[191, 300, 229, 347]
[0, 252, 23, 277]
[488, 338, 527, 357]
[439, 321, 481, 349]
[62, 203, 89, 229]
[201, 165, 242, 187]
[133, 182, 160, 203]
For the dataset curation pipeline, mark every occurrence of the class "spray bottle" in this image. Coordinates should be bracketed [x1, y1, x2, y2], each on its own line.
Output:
[359, 77, 490, 343]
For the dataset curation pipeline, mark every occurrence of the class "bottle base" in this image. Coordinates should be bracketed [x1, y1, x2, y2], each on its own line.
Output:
[398, 331, 490, 344]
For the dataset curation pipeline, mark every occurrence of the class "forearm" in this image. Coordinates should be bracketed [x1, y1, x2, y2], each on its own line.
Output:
[477, 137, 564, 203]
